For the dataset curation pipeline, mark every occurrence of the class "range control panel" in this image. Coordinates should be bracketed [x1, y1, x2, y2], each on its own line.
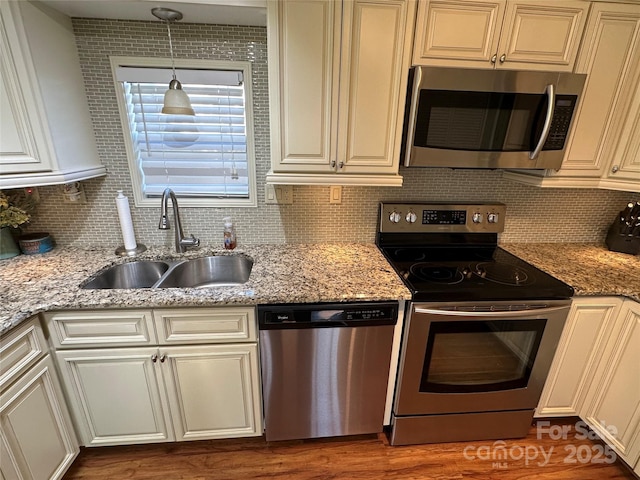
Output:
[379, 203, 506, 233]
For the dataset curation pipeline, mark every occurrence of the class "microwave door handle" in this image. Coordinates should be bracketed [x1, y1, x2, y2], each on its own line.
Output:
[404, 67, 423, 166]
[529, 83, 555, 160]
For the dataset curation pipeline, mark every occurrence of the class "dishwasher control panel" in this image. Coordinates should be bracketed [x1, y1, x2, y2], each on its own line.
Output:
[258, 302, 399, 329]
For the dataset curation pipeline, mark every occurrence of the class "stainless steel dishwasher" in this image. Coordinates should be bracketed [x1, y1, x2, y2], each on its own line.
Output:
[258, 302, 398, 441]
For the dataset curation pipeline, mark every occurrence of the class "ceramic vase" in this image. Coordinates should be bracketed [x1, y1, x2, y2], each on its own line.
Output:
[0, 227, 20, 259]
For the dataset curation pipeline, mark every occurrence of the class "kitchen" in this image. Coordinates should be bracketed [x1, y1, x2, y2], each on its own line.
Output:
[0, 0, 639, 478]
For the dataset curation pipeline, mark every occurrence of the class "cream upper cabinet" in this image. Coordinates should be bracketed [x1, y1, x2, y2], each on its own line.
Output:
[267, 0, 415, 186]
[600, 74, 640, 189]
[0, 0, 105, 188]
[581, 299, 640, 467]
[413, 0, 588, 71]
[503, 2, 640, 192]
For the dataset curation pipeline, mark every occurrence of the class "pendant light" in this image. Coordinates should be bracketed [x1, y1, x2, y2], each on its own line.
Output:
[151, 7, 195, 116]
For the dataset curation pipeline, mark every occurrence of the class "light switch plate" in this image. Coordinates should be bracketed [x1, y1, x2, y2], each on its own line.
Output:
[329, 186, 342, 204]
[265, 184, 293, 205]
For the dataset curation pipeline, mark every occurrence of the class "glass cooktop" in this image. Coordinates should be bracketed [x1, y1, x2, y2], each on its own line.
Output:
[379, 245, 574, 302]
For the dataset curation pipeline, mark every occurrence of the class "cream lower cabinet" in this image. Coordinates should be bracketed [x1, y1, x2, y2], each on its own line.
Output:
[266, 0, 415, 186]
[47, 308, 262, 447]
[581, 299, 640, 467]
[536, 298, 640, 468]
[0, 317, 78, 480]
[413, 0, 588, 71]
[535, 297, 623, 418]
[503, 2, 640, 193]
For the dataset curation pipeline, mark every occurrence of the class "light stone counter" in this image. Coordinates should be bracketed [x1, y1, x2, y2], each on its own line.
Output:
[501, 243, 640, 302]
[0, 244, 411, 335]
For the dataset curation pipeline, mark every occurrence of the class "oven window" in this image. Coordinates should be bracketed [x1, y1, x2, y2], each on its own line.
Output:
[420, 319, 546, 393]
[414, 90, 546, 152]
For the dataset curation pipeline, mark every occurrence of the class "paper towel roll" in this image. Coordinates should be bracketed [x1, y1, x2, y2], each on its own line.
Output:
[116, 191, 137, 250]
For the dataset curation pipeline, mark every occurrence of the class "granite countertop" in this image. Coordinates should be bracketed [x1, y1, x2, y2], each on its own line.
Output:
[501, 243, 640, 302]
[0, 244, 411, 335]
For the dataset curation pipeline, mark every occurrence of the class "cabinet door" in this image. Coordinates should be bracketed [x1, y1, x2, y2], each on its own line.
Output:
[55, 347, 174, 446]
[582, 300, 640, 466]
[0, 355, 78, 480]
[496, 0, 588, 71]
[162, 344, 262, 441]
[412, 0, 505, 67]
[268, 0, 340, 173]
[535, 297, 622, 418]
[337, 0, 414, 174]
[601, 75, 640, 190]
[559, 3, 640, 178]
[0, 1, 53, 174]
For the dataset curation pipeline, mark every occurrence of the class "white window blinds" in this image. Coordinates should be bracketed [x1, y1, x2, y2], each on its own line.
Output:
[116, 66, 250, 198]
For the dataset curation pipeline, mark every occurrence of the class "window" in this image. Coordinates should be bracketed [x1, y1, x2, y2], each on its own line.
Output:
[111, 57, 257, 207]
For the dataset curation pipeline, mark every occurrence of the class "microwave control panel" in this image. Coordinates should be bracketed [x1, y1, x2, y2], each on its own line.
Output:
[543, 95, 578, 150]
[378, 203, 506, 233]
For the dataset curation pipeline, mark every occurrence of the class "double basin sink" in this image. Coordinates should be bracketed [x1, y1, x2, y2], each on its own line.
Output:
[83, 255, 253, 289]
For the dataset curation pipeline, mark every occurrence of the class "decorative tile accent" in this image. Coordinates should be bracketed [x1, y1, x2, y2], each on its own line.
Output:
[19, 19, 636, 247]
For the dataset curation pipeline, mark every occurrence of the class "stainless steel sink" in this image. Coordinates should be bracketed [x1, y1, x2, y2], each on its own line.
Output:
[82, 255, 253, 289]
[83, 261, 170, 289]
[155, 255, 253, 288]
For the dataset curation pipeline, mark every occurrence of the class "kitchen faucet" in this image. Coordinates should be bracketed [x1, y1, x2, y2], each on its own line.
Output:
[158, 188, 200, 253]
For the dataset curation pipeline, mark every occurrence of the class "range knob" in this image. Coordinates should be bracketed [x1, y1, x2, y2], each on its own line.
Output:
[405, 211, 417, 223]
[389, 211, 401, 223]
[472, 212, 483, 223]
[488, 213, 499, 224]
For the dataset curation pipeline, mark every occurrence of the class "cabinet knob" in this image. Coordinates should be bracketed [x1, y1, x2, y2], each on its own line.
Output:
[160, 354, 167, 363]
[499, 54, 506, 63]
[611, 165, 619, 174]
[330, 160, 336, 169]
[151, 354, 158, 363]
[338, 161, 344, 170]
[491, 54, 497, 64]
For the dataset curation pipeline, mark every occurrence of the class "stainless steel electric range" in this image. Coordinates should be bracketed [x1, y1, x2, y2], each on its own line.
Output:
[376, 203, 574, 446]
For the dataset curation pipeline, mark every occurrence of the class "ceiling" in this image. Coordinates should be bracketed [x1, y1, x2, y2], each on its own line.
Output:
[39, 0, 267, 26]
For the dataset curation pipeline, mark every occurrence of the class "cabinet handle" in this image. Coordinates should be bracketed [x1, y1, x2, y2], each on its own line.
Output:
[611, 165, 619, 174]
[338, 161, 344, 170]
[491, 54, 497, 64]
[499, 54, 506, 63]
[151, 354, 158, 363]
[330, 160, 336, 169]
[160, 354, 167, 363]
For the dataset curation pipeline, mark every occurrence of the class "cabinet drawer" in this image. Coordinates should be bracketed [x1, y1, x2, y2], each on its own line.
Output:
[0, 317, 47, 390]
[154, 308, 256, 344]
[44, 310, 156, 348]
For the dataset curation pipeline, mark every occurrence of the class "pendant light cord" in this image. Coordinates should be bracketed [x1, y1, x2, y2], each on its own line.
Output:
[165, 20, 177, 81]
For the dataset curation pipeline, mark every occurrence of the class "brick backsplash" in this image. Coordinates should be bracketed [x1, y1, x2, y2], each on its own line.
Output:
[18, 19, 635, 248]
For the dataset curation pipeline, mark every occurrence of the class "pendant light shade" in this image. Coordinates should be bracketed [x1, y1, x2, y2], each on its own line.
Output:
[162, 78, 195, 115]
[151, 7, 195, 116]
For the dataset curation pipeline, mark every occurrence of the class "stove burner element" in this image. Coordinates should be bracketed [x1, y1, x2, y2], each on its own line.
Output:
[410, 263, 464, 284]
[473, 263, 532, 286]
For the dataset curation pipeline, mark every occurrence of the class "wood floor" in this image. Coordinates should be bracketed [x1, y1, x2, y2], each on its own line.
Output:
[63, 422, 637, 480]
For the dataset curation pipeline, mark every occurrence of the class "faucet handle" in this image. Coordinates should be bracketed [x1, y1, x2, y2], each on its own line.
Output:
[180, 234, 200, 248]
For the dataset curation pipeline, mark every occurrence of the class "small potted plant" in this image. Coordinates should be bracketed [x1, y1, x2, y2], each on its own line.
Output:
[0, 190, 32, 259]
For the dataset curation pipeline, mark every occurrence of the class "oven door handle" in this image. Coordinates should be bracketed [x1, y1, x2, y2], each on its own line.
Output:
[414, 305, 569, 317]
[529, 83, 555, 160]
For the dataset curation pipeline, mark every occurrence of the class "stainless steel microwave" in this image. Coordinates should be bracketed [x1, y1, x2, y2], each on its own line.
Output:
[403, 67, 586, 170]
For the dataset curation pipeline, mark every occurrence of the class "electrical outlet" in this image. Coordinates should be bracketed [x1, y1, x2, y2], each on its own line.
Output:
[265, 184, 293, 205]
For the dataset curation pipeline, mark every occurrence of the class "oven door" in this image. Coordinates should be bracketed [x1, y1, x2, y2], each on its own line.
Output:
[394, 301, 570, 416]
